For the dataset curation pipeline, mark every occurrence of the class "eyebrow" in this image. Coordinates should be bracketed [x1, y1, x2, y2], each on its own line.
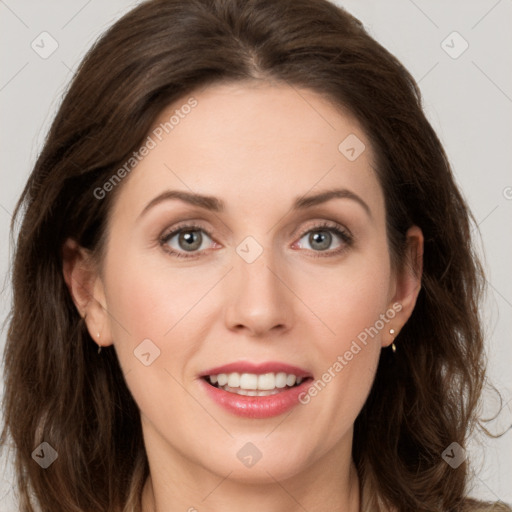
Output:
[138, 187, 371, 219]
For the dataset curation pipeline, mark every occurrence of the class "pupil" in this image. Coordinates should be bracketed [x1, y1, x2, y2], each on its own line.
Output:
[310, 231, 331, 250]
[180, 231, 201, 251]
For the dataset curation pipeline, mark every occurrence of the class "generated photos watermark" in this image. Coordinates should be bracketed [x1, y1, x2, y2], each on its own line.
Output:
[298, 302, 402, 405]
[93, 97, 198, 200]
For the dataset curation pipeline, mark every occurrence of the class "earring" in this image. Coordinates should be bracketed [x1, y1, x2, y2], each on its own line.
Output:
[389, 328, 396, 353]
[97, 332, 102, 354]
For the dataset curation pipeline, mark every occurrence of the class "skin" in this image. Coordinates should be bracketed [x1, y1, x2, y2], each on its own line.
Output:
[63, 80, 423, 512]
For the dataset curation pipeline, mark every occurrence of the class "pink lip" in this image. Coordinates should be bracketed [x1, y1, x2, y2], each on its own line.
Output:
[198, 361, 312, 378]
[199, 377, 313, 419]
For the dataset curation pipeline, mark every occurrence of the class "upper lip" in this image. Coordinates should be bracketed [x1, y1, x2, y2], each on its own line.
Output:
[199, 361, 312, 378]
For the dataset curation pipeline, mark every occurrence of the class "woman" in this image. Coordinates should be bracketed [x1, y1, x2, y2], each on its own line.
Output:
[1, 0, 509, 510]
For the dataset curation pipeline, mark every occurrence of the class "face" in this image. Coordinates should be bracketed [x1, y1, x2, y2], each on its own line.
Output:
[67, 81, 422, 488]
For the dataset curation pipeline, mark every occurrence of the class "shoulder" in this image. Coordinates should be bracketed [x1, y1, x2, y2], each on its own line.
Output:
[460, 498, 512, 511]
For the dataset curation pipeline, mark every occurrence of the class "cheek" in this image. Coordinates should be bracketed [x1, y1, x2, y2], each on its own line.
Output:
[301, 246, 392, 346]
[294, 248, 391, 431]
[106, 231, 215, 324]
[103, 257, 207, 429]
[102, 247, 210, 377]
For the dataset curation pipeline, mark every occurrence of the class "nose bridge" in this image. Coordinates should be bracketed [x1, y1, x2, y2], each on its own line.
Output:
[224, 235, 292, 334]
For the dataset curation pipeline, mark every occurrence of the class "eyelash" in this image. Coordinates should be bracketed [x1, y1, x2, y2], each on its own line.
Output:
[158, 221, 353, 259]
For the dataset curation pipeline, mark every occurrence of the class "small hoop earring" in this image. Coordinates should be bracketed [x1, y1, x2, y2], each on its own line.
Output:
[97, 332, 102, 354]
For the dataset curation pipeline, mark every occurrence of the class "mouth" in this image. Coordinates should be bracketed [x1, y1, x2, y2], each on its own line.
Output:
[197, 362, 314, 418]
[202, 372, 311, 396]
[199, 372, 314, 418]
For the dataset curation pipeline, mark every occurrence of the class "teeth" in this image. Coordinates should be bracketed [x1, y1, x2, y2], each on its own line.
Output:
[240, 373, 258, 389]
[275, 372, 287, 388]
[220, 385, 283, 397]
[227, 373, 240, 388]
[286, 374, 297, 387]
[257, 373, 275, 390]
[207, 372, 305, 392]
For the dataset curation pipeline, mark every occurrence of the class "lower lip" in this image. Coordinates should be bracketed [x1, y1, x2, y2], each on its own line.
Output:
[199, 378, 313, 418]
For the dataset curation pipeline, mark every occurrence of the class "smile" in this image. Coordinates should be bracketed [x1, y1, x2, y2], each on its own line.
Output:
[198, 362, 314, 418]
[205, 372, 304, 396]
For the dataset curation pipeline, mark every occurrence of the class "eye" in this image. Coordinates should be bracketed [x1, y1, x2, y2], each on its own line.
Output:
[159, 223, 216, 259]
[159, 220, 353, 259]
[294, 221, 353, 257]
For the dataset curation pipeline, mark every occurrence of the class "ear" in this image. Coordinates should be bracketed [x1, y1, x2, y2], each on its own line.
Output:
[382, 225, 423, 348]
[61, 238, 113, 348]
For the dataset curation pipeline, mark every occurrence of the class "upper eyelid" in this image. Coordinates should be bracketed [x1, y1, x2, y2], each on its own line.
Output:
[161, 220, 350, 245]
[296, 220, 351, 238]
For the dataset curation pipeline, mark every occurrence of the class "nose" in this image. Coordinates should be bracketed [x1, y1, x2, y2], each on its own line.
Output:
[223, 245, 294, 337]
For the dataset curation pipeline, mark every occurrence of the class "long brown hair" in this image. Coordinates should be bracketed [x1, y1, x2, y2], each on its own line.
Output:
[1, 0, 508, 510]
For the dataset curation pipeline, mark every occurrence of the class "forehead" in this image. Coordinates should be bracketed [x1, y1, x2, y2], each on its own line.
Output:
[110, 81, 384, 223]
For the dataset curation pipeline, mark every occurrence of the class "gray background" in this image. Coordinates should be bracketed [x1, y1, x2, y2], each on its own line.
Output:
[1, 0, 511, 509]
